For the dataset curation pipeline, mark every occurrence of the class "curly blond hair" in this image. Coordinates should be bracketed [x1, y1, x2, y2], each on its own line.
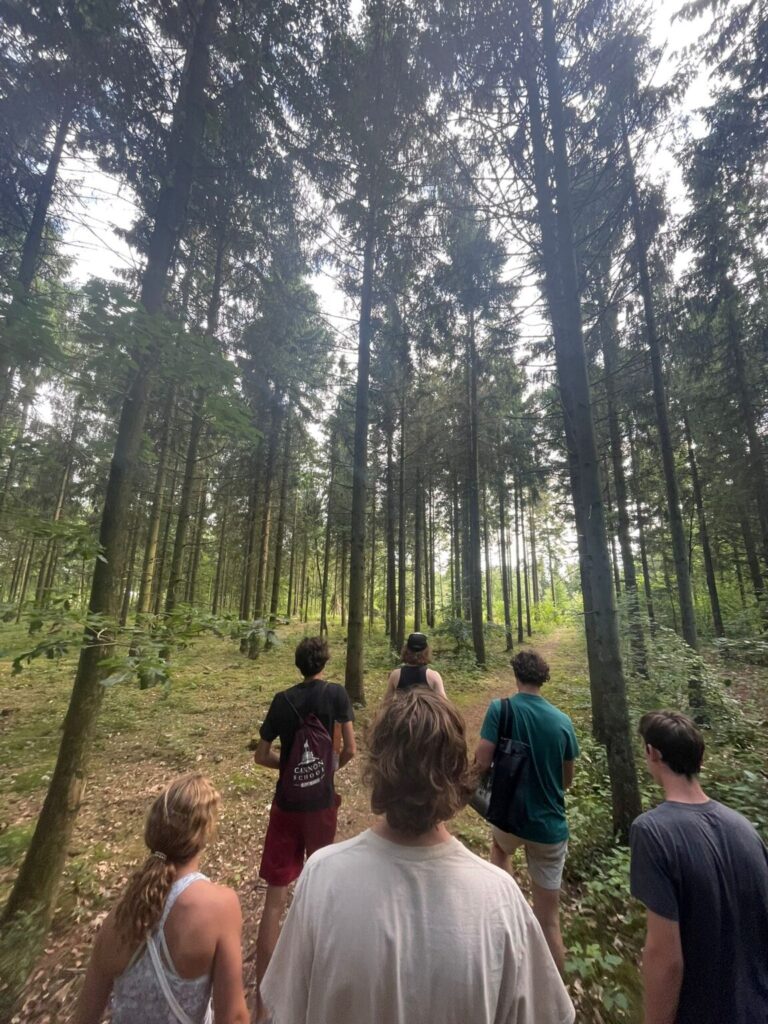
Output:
[115, 774, 220, 944]
[364, 690, 475, 836]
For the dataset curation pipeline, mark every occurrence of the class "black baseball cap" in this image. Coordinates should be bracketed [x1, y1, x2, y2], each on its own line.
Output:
[406, 632, 428, 651]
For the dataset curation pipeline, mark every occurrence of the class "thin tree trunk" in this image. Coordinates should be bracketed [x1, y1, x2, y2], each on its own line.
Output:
[166, 394, 205, 613]
[621, 120, 698, 656]
[269, 417, 292, 620]
[683, 413, 724, 637]
[628, 422, 656, 628]
[740, 514, 766, 614]
[14, 539, 36, 623]
[521, 489, 532, 638]
[285, 491, 299, 619]
[413, 470, 422, 631]
[254, 404, 282, 619]
[212, 481, 230, 616]
[119, 505, 142, 626]
[466, 311, 486, 663]
[499, 480, 513, 651]
[483, 488, 494, 621]
[186, 470, 207, 606]
[397, 412, 407, 652]
[528, 494, 539, 607]
[385, 430, 397, 645]
[320, 429, 338, 637]
[0, 1, 220, 970]
[368, 464, 377, 631]
[137, 392, 176, 615]
[344, 201, 376, 704]
[514, 478, 524, 644]
[600, 293, 648, 674]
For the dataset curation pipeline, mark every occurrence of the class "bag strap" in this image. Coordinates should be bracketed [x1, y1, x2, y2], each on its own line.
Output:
[499, 697, 514, 744]
[146, 935, 199, 1024]
[283, 681, 328, 723]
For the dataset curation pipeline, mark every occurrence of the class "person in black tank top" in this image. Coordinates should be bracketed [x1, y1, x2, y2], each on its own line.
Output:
[386, 633, 446, 700]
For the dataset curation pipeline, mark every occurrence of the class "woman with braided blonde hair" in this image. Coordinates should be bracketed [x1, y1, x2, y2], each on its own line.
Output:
[74, 774, 248, 1024]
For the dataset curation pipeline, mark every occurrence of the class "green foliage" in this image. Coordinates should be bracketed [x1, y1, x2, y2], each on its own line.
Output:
[712, 635, 768, 666]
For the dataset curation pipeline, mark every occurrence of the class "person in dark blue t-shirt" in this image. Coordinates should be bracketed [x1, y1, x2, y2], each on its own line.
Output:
[630, 710, 768, 1024]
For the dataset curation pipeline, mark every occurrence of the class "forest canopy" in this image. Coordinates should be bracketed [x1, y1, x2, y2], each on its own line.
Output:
[1, 0, 767, 1018]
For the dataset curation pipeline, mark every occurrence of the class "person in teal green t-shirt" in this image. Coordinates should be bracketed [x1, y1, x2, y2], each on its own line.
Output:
[475, 649, 579, 974]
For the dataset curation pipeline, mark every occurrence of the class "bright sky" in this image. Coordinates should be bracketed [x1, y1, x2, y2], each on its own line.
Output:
[58, 0, 714, 331]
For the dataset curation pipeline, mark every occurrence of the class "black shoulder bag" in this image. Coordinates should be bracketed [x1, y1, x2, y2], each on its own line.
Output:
[469, 699, 530, 834]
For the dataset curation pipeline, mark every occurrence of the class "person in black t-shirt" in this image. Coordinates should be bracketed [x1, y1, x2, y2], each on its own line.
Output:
[630, 710, 768, 1024]
[385, 632, 446, 700]
[253, 636, 355, 1022]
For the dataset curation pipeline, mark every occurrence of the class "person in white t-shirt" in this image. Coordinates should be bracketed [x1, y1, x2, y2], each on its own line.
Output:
[261, 689, 575, 1024]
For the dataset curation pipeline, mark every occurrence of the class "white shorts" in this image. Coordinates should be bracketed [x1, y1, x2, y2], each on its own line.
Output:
[491, 827, 568, 890]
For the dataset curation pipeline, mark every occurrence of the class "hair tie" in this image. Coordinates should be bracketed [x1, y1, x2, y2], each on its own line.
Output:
[151, 851, 168, 862]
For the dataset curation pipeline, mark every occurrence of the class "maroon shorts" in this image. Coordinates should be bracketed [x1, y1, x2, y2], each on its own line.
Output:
[258, 795, 341, 887]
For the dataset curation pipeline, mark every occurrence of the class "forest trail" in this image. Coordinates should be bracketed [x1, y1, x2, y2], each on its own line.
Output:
[1, 620, 587, 1022]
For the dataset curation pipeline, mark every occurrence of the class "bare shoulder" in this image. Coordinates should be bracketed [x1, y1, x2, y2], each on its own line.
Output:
[203, 882, 242, 919]
[92, 906, 136, 977]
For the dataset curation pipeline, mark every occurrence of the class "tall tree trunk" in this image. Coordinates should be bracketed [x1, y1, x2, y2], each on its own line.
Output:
[254, 403, 282, 619]
[368, 462, 377, 631]
[483, 488, 494, 621]
[269, 417, 292, 620]
[340, 535, 347, 628]
[603, 465, 622, 599]
[14, 539, 36, 623]
[385, 430, 397, 645]
[119, 505, 142, 626]
[600, 296, 648, 675]
[621, 120, 698, 656]
[165, 395, 205, 613]
[528, 494, 539, 607]
[498, 480, 513, 651]
[524, 0, 640, 834]
[514, 478, 524, 644]
[521, 489, 532, 638]
[397, 409, 407, 652]
[321, 428, 338, 637]
[0, 1, 220, 975]
[240, 449, 263, 620]
[739, 514, 766, 614]
[413, 471, 422, 631]
[344, 202, 377, 704]
[683, 413, 724, 637]
[212, 481, 230, 616]
[186, 471, 207, 606]
[136, 391, 176, 615]
[285, 491, 299, 619]
[466, 311, 486, 663]
[628, 422, 656, 629]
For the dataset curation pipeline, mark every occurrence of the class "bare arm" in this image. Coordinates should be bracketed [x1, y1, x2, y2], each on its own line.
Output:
[72, 914, 123, 1024]
[642, 910, 683, 1024]
[563, 759, 575, 790]
[474, 738, 495, 773]
[427, 669, 446, 698]
[211, 891, 249, 1024]
[384, 670, 399, 701]
[338, 720, 356, 769]
[254, 738, 280, 770]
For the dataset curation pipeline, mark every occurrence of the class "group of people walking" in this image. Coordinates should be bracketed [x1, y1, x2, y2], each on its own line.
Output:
[73, 633, 768, 1023]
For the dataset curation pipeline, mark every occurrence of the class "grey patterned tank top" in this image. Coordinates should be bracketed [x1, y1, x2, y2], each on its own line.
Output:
[110, 872, 213, 1024]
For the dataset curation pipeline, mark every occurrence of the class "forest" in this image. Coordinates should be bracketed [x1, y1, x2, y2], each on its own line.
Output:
[0, 0, 767, 1020]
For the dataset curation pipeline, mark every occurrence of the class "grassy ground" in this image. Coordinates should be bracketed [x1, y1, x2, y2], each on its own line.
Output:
[1, 610, 766, 1023]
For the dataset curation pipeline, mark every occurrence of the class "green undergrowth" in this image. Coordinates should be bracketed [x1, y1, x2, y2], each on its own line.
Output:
[1, 613, 766, 1023]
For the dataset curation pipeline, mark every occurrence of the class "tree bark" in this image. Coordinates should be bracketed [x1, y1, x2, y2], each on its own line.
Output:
[343, 202, 376, 704]
[466, 311, 486, 664]
[683, 413, 724, 637]
[269, 416, 292, 619]
[385, 430, 397, 645]
[498, 480, 514, 651]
